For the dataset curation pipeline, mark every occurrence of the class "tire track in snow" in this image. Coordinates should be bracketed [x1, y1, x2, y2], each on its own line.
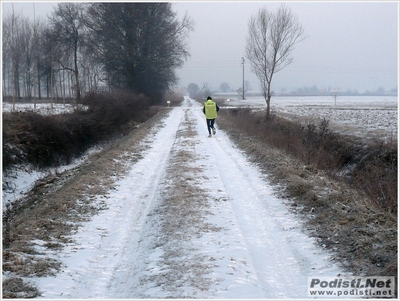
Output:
[107, 97, 343, 298]
[188, 97, 344, 298]
[111, 106, 218, 298]
[35, 97, 344, 298]
[100, 107, 197, 298]
[35, 107, 184, 298]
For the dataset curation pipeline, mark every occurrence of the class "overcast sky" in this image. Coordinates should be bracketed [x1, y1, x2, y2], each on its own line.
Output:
[2, 1, 398, 93]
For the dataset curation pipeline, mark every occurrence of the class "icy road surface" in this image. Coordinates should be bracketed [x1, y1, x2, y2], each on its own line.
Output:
[36, 97, 344, 298]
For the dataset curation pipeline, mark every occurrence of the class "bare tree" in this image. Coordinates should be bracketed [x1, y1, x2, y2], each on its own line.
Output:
[246, 4, 304, 120]
[50, 3, 86, 102]
[2, 13, 13, 98]
[11, 6, 22, 106]
[3, 8, 44, 103]
[20, 18, 34, 99]
[3, 6, 24, 108]
[33, 20, 48, 100]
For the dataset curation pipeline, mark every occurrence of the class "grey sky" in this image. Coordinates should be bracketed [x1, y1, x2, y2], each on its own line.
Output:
[3, 1, 398, 93]
[173, 1, 398, 93]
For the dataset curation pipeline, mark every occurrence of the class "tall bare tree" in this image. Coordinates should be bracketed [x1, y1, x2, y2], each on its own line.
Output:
[50, 2, 86, 102]
[4, 6, 24, 108]
[3, 8, 46, 102]
[246, 4, 304, 120]
[20, 18, 34, 99]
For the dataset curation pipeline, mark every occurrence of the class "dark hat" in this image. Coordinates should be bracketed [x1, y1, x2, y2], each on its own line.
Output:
[207, 96, 212, 100]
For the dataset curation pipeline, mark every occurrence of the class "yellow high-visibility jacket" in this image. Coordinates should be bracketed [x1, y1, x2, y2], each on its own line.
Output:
[203, 99, 220, 119]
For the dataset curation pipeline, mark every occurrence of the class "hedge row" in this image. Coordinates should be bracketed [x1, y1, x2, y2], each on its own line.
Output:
[3, 91, 155, 170]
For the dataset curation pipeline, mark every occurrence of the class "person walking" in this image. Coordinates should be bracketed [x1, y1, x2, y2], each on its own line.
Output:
[202, 96, 220, 137]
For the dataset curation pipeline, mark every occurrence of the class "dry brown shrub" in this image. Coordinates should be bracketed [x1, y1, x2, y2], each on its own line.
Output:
[2, 277, 40, 298]
[218, 108, 397, 214]
[3, 90, 160, 171]
[217, 107, 397, 277]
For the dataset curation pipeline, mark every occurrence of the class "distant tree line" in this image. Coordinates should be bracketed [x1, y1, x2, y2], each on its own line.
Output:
[284, 85, 398, 96]
[187, 81, 253, 99]
[2, 3, 194, 105]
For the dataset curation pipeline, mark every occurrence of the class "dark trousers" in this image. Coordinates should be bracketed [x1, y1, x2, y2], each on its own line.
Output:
[206, 119, 215, 134]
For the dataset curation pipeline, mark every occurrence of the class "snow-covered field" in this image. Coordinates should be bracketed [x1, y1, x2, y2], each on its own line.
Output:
[2, 102, 87, 115]
[225, 95, 398, 141]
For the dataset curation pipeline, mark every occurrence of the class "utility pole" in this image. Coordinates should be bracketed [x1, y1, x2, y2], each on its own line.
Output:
[331, 87, 340, 107]
[241, 57, 245, 100]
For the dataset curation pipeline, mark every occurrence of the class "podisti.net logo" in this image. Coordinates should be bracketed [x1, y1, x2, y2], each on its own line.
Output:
[308, 276, 396, 298]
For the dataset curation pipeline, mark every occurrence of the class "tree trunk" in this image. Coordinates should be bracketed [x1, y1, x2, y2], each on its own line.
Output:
[74, 70, 80, 103]
[2, 60, 6, 99]
[266, 96, 271, 121]
[15, 63, 21, 99]
[74, 36, 81, 103]
[37, 68, 41, 99]
[265, 82, 272, 121]
[62, 70, 66, 105]
[46, 76, 49, 98]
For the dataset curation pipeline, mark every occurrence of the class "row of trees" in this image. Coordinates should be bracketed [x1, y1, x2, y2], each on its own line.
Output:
[2, 3, 193, 106]
[289, 85, 398, 96]
[187, 81, 253, 99]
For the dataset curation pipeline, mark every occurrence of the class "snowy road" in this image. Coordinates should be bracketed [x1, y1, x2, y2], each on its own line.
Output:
[36, 97, 343, 298]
